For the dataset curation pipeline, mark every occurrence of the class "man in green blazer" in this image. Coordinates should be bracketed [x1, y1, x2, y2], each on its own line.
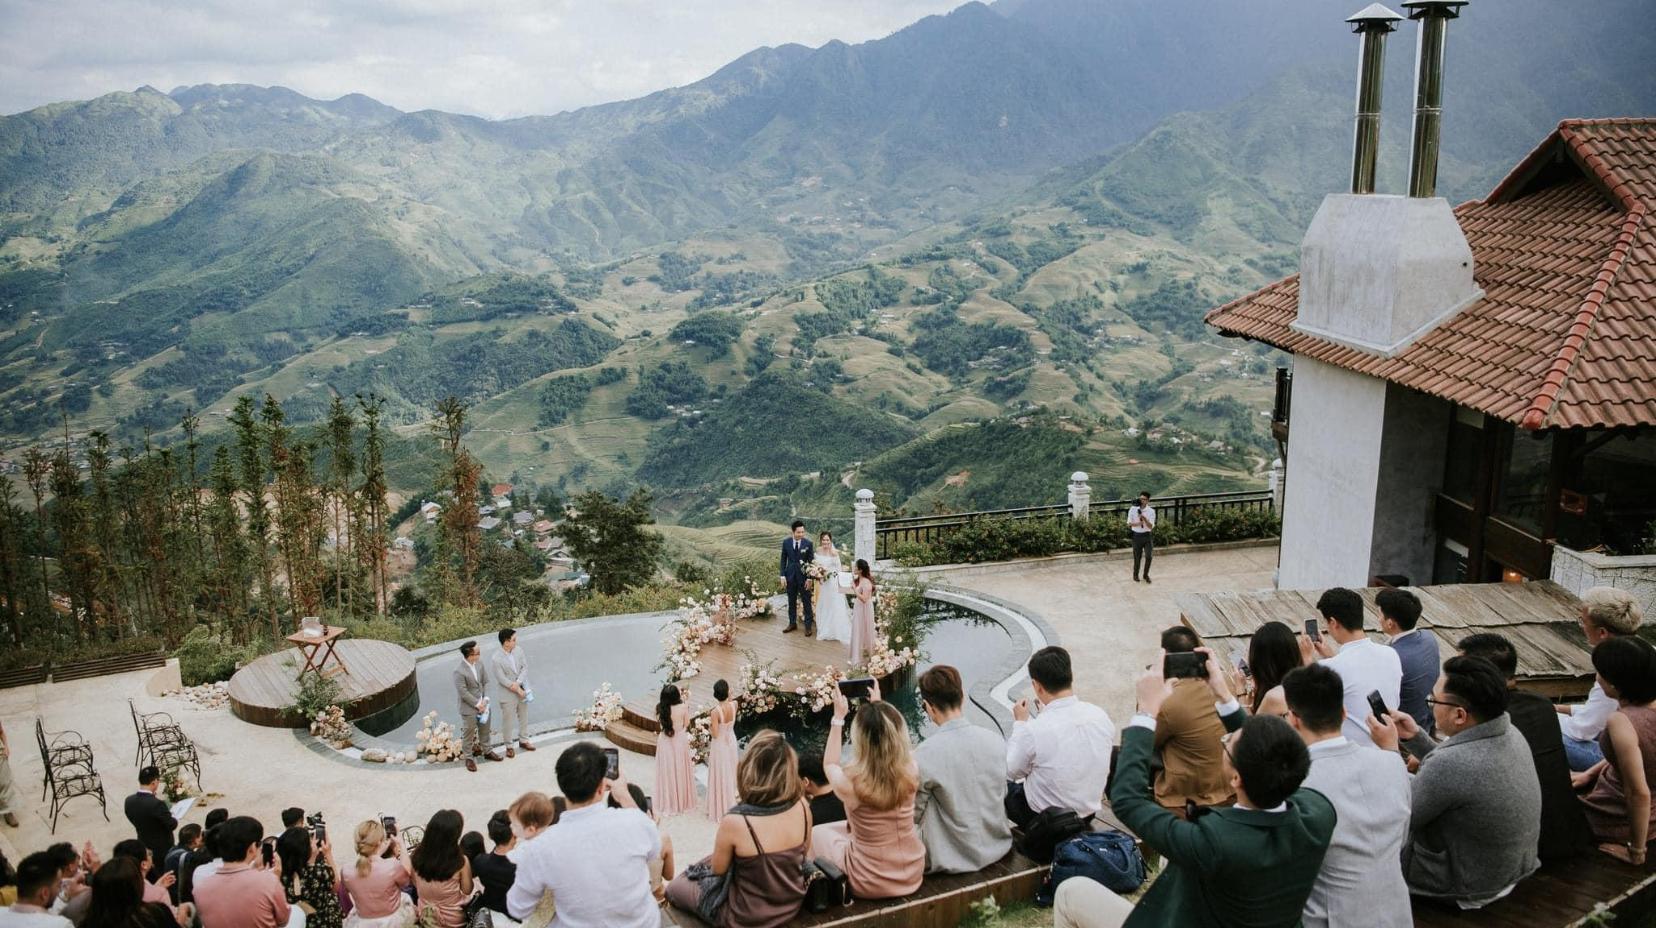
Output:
[1055, 649, 1338, 928]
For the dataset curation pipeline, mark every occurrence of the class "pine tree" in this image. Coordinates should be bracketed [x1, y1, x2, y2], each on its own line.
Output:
[356, 394, 391, 616]
[206, 446, 253, 641]
[433, 397, 482, 608]
[20, 447, 53, 639]
[231, 396, 280, 637]
[85, 433, 129, 634]
[324, 396, 357, 614]
[0, 481, 26, 646]
[47, 439, 93, 641]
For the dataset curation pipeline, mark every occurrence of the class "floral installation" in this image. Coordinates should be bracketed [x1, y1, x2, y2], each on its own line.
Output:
[414, 711, 464, 762]
[687, 711, 714, 765]
[161, 765, 192, 802]
[309, 704, 353, 747]
[573, 683, 625, 732]
[735, 657, 783, 716]
[791, 665, 848, 718]
[660, 580, 770, 680]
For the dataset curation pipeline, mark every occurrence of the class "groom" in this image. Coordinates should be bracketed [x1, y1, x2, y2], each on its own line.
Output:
[779, 520, 816, 636]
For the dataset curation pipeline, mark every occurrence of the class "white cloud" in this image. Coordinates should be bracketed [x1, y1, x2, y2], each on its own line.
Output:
[0, 0, 967, 118]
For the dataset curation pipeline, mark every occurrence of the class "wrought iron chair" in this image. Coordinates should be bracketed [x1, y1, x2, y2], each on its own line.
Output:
[35, 717, 108, 832]
[34, 719, 94, 799]
[399, 825, 424, 850]
[146, 737, 202, 789]
[129, 699, 189, 766]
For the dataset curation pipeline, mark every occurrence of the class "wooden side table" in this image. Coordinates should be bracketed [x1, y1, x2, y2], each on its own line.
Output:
[288, 626, 350, 678]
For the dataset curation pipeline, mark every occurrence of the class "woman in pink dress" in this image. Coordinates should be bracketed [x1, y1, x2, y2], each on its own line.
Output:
[848, 559, 878, 666]
[655, 684, 697, 817]
[705, 679, 740, 820]
[810, 679, 924, 899]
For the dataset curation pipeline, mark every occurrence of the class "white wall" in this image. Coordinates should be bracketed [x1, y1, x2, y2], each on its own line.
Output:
[1552, 545, 1656, 623]
[1279, 357, 1388, 589]
[1368, 384, 1450, 585]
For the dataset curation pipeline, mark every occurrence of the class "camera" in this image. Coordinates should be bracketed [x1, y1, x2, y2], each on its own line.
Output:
[307, 811, 326, 844]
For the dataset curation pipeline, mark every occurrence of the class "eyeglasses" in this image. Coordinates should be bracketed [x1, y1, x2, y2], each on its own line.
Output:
[1424, 697, 1465, 711]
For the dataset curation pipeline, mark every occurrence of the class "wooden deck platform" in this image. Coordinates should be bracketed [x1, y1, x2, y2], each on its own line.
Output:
[228, 638, 416, 728]
[1412, 852, 1656, 927]
[1178, 580, 1593, 700]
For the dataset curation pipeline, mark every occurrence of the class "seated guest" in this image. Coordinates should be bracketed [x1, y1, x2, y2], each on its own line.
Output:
[458, 834, 483, 867]
[45, 843, 88, 917]
[1005, 646, 1116, 826]
[408, 811, 472, 928]
[191, 816, 294, 928]
[281, 810, 305, 832]
[1372, 656, 1541, 908]
[1152, 627, 1233, 814]
[1309, 587, 1401, 748]
[81, 858, 173, 928]
[812, 683, 926, 900]
[340, 821, 412, 928]
[1457, 633, 1594, 864]
[507, 742, 660, 928]
[1282, 664, 1411, 928]
[1560, 588, 1645, 770]
[913, 665, 1012, 872]
[1245, 621, 1304, 716]
[797, 754, 844, 827]
[4, 852, 74, 928]
[1055, 649, 1334, 928]
[105, 844, 177, 924]
[667, 731, 810, 927]
[469, 812, 515, 917]
[180, 810, 231, 904]
[163, 825, 202, 895]
[1379, 588, 1439, 732]
[276, 828, 340, 928]
[543, 786, 675, 901]
[1573, 635, 1656, 865]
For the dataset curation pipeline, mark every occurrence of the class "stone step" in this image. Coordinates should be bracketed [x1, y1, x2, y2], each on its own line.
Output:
[604, 718, 658, 756]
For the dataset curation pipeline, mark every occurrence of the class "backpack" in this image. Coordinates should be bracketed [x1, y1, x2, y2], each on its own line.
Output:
[1016, 807, 1092, 863]
[1034, 830, 1146, 907]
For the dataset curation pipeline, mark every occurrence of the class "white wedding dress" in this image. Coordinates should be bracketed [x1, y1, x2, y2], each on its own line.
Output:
[813, 548, 852, 642]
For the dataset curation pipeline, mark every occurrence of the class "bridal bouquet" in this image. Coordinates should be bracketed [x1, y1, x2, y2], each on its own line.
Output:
[803, 562, 829, 582]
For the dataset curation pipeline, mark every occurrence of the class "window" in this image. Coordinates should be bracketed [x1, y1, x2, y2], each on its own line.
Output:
[1442, 406, 1484, 504]
[1495, 428, 1553, 534]
[1559, 428, 1656, 554]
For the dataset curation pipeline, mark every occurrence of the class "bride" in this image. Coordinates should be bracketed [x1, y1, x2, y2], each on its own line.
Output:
[813, 531, 852, 642]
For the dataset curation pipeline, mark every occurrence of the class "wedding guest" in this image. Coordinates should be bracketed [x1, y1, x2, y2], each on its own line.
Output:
[281, 810, 304, 831]
[80, 859, 172, 928]
[275, 829, 340, 928]
[339, 821, 412, 928]
[847, 560, 877, 665]
[453, 641, 502, 773]
[914, 665, 1012, 872]
[163, 826, 203, 892]
[469, 813, 515, 918]
[491, 628, 535, 758]
[0, 721, 19, 828]
[458, 834, 483, 866]
[1560, 588, 1644, 770]
[104, 844, 175, 923]
[408, 811, 472, 928]
[797, 754, 845, 827]
[1573, 635, 1656, 865]
[505, 795, 555, 928]
[655, 684, 696, 817]
[705, 679, 740, 821]
[811, 682, 925, 900]
[191, 816, 293, 928]
[1006, 646, 1115, 827]
[1127, 491, 1155, 583]
[1379, 588, 1439, 733]
[1153, 627, 1233, 815]
[667, 731, 810, 927]
[3, 852, 73, 928]
[1309, 587, 1400, 748]
[1245, 620, 1302, 716]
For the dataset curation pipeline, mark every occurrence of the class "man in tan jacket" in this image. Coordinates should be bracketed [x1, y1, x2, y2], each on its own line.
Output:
[1153, 626, 1234, 816]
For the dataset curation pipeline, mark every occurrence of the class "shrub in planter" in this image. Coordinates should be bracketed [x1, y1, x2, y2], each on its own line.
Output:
[1066, 517, 1128, 553]
[936, 517, 1065, 564]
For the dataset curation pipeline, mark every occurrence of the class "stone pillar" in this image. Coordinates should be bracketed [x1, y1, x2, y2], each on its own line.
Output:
[1068, 471, 1092, 521]
[1270, 457, 1285, 515]
[854, 488, 877, 565]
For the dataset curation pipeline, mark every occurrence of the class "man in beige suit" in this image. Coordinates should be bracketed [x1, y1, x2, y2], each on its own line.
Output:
[454, 641, 503, 772]
[491, 628, 535, 758]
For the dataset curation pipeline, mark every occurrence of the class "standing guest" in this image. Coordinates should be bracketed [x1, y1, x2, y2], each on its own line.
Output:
[2, 852, 73, 928]
[408, 812, 472, 928]
[1372, 657, 1542, 909]
[1152, 627, 1234, 815]
[1127, 491, 1155, 583]
[191, 816, 294, 928]
[276, 829, 340, 928]
[1282, 665, 1411, 928]
[797, 755, 845, 827]
[811, 683, 925, 900]
[469, 813, 515, 918]
[778, 521, 815, 636]
[667, 731, 811, 927]
[339, 821, 412, 928]
[1379, 588, 1439, 732]
[0, 721, 19, 827]
[1573, 635, 1656, 864]
[705, 680, 740, 821]
[1055, 650, 1334, 928]
[1005, 646, 1116, 827]
[1244, 621, 1303, 716]
[1457, 633, 1594, 864]
[491, 628, 535, 758]
[847, 561, 877, 665]
[453, 642, 502, 773]
[506, 742, 661, 928]
[1308, 587, 1401, 749]
[913, 665, 1012, 873]
[80, 859, 172, 928]
[655, 684, 696, 817]
[123, 769, 176, 885]
[1560, 588, 1645, 771]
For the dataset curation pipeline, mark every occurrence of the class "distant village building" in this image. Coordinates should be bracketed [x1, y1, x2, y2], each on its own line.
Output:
[491, 483, 513, 498]
[477, 516, 502, 532]
[512, 511, 533, 526]
[393, 536, 415, 550]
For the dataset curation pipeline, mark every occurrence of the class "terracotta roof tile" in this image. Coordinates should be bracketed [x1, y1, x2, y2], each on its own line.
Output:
[1207, 118, 1656, 430]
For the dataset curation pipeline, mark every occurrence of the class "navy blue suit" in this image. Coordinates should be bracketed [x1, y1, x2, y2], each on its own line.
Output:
[780, 536, 815, 631]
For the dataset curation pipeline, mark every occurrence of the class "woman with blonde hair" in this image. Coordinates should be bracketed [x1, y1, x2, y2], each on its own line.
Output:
[811, 682, 924, 899]
[340, 820, 414, 928]
[1562, 587, 1646, 770]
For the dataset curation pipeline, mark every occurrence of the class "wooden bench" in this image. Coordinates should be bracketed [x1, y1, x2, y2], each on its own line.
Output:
[1412, 852, 1656, 928]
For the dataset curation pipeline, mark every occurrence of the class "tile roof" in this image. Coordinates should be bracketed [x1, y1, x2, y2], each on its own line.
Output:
[1206, 118, 1656, 430]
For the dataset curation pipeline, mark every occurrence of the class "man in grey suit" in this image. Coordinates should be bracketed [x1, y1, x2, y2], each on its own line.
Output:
[912, 665, 1011, 873]
[1282, 663, 1412, 928]
[491, 628, 535, 758]
[455, 640, 504, 772]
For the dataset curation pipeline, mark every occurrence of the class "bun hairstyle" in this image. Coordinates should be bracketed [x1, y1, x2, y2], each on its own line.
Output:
[713, 679, 730, 701]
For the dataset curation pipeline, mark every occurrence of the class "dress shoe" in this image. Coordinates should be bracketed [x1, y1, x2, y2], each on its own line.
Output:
[519, 741, 536, 752]
[1144, 576, 1152, 584]
[465, 758, 478, 773]
[805, 627, 815, 637]
[2, 813, 17, 827]
[472, 747, 484, 757]
[782, 625, 797, 634]
[506, 746, 516, 759]
[485, 751, 505, 762]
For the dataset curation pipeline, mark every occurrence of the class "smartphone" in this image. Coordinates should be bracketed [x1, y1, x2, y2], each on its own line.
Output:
[602, 747, 620, 780]
[1367, 690, 1390, 721]
[313, 823, 326, 845]
[1236, 657, 1251, 678]
[1303, 618, 1322, 642]
[1164, 652, 1208, 680]
[837, 677, 875, 700]
[260, 838, 275, 868]
[380, 815, 396, 838]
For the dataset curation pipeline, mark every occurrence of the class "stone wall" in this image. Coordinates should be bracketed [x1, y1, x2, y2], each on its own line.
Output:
[1551, 545, 1656, 620]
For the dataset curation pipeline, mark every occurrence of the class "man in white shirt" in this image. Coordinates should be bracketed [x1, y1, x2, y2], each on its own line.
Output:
[1127, 491, 1155, 584]
[1558, 586, 1643, 770]
[491, 628, 535, 758]
[1308, 587, 1400, 749]
[1, 853, 74, 928]
[1005, 646, 1116, 827]
[507, 741, 660, 928]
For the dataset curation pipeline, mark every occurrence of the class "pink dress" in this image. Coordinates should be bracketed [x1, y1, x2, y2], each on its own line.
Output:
[848, 578, 877, 665]
[705, 701, 740, 820]
[811, 781, 925, 900]
[655, 705, 697, 817]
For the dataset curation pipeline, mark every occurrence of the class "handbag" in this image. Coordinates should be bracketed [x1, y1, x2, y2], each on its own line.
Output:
[802, 857, 851, 913]
[1034, 830, 1146, 907]
[683, 859, 731, 924]
[461, 893, 493, 928]
[1015, 807, 1093, 864]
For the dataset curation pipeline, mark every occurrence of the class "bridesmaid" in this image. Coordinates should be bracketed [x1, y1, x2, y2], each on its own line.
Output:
[655, 684, 696, 817]
[705, 679, 740, 820]
[848, 559, 878, 665]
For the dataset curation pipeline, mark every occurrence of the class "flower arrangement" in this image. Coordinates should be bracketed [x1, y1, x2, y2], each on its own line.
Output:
[414, 711, 464, 762]
[573, 683, 625, 732]
[735, 657, 783, 716]
[687, 712, 713, 765]
[791, 665, 847, 718]
[161, 765, 191, 802]
[309, 704, 353, 747]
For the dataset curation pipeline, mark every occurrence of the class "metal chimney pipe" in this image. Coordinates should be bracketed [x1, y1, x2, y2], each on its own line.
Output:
[1347, 5, 1404, 194]
[1403, 0, 1468, 198]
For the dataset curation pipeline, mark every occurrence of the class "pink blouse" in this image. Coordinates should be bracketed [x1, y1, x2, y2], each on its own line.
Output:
[341, 857, 411, 919]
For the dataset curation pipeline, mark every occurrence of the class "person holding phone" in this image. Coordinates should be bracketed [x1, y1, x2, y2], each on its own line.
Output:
[1152, 627, 1234, 816]
[191, 816, 294, 928]
[811, 679, 925, 900]
[1307, 588, 1401, 749]
[340, 820, 412, 928]
[1005, 646, 1116, 828]
[1127, 491, 1155, 583]
[275, 828, 341, 928]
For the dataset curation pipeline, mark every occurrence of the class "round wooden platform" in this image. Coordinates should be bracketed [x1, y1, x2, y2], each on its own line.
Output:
[228, 639, 417, 728]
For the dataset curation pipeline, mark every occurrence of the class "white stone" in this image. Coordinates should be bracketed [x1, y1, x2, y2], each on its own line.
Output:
[361, 748, 388, 763]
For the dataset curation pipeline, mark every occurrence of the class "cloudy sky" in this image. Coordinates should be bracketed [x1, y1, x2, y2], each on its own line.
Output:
[0, 0, 966, 118]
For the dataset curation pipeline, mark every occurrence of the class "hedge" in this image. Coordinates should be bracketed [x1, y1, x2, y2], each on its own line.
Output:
[892, 506, 1279, 567]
